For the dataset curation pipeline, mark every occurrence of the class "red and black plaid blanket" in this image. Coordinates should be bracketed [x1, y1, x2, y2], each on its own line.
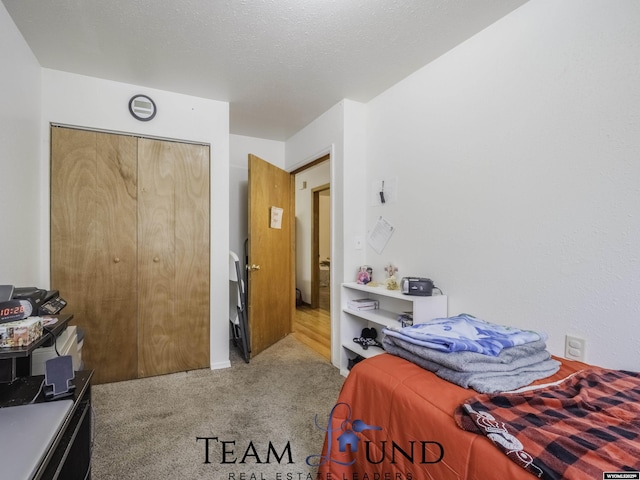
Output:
[454, 368, 640, 480]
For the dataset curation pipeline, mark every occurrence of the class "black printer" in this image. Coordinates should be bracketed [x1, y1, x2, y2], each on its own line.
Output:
[12, 287, 67, 316]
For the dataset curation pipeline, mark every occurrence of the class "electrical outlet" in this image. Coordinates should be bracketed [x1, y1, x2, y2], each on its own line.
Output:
[565, 335, 586, 361]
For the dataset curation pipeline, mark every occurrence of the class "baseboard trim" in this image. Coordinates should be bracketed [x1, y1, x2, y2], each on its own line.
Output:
[210, 360, 232, 370]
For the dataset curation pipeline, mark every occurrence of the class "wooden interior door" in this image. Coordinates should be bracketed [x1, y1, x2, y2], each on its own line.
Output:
[137, 139, 210, 377]
[51, 127, 138, 384]
[247, 154, 294, 357]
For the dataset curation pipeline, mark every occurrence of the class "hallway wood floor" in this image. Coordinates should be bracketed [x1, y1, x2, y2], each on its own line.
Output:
[293, 304, 331, 361]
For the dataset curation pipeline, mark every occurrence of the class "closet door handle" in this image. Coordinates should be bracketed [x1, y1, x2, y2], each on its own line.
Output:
[113, 257, 121, 264]
[247, 264, 261, 271]
[153, 256, 160, 263]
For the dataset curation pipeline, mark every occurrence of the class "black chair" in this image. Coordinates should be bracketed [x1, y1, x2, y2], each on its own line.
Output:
[229, 251, 250, 363]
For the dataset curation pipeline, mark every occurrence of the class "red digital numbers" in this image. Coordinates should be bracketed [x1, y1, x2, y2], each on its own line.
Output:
[0, 303, 26, 318]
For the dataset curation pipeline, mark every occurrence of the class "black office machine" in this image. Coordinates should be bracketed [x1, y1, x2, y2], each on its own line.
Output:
[12, 287, 67, 316]
[401, 277, 434, 296]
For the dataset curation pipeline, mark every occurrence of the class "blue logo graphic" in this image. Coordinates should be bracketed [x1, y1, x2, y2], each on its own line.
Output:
[306, 402, 382, 467]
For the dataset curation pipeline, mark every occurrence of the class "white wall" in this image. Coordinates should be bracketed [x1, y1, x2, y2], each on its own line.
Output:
[363, 0, 640, 370]
[40, 69, 231, 369]
[229, 134, 285, 261]
[0, 3, 42, 286]
[286, 99, 367, 366]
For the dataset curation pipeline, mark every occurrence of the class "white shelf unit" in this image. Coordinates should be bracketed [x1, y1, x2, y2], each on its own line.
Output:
[340, 282, 447, 376]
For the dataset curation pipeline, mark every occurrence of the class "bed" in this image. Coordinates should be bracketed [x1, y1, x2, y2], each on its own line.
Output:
[314, 353, 640, 480]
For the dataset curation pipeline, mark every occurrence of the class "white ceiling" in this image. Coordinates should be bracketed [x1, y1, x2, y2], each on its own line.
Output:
[3, 0, 528, 141]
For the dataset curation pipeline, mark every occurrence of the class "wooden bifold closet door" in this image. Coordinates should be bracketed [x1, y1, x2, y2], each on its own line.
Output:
[51, 127, 210, 384]
[136, 138, 210, 378]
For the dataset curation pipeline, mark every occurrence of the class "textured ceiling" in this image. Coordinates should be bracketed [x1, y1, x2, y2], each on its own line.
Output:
[3, 0, 528, 140]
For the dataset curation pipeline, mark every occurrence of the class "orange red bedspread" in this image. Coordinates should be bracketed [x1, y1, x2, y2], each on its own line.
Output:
[315, 353, 612, 480]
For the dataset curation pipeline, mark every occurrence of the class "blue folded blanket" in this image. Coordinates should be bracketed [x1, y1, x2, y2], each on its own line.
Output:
[382, 335, 550, 372]
[382, 335, 560, 393]
[382, 314, 545, 356]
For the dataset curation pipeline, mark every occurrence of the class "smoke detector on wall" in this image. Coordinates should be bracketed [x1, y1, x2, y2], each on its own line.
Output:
[128, 94, 157, 121]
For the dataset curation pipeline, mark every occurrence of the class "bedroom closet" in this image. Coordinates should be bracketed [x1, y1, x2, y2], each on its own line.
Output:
[50, 126, 210, 384]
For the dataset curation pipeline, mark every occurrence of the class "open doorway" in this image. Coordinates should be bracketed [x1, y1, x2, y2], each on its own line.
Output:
[292, 155, 331, 360]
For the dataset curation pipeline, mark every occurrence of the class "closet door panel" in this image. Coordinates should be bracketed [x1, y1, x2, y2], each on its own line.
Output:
[51, 127, 138, 385]
[137, 139, 178, 377]
[51, 127, 99, 360]
[174, 143, 210, 370]
[137, 139, 210, 377]
[94, 132, 138, 383]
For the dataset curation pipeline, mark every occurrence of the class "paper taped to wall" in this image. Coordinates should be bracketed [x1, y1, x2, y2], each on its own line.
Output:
[367, 216, 394, 254]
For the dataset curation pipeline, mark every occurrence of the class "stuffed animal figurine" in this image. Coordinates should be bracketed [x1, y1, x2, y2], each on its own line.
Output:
[384, 263, 399, 290]
[356, 267, 370, 285]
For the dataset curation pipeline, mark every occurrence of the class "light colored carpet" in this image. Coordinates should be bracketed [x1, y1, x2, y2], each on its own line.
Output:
[91, 335, 345, 479]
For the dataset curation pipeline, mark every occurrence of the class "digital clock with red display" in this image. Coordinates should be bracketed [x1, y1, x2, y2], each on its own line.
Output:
[0, 300, 33, 323]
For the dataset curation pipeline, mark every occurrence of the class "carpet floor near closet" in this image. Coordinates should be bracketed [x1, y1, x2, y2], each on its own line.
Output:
[91, 335, 344, 480]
